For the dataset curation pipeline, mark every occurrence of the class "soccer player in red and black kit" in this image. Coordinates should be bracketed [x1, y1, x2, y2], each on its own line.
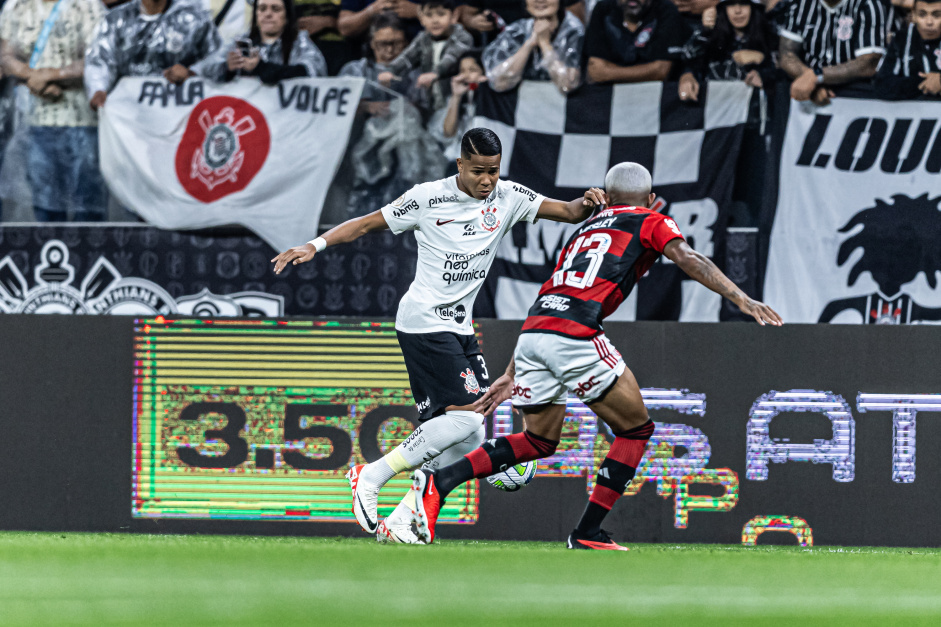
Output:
[394, 161, 783, 550]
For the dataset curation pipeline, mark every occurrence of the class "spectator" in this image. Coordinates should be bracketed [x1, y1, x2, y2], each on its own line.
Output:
[482, 0, 584, 93]
[429, 50, 485, 168]
[874, 0, 941, 99]
[0, 0, 107, 222]
[339, 13, 418, 109]
[460, 0, 585, 48]
[378, 0, 473, 110]
[678, 0, 777, 101]
[295, 0, 353, 74]
[338, 0, 420, 48]
[84, 0, 222, 110]
[674, 0, 719, 31]
[201, 0, 328, 83]
[583, 0, 689, 84]
[776, 0, 887, 105]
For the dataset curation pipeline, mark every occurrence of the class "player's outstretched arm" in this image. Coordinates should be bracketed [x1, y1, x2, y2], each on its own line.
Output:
[271, 210, 390, 274]
[473, 357, 515, 416]
[535, 188, 608, 224]
[663, 239, 783, 326]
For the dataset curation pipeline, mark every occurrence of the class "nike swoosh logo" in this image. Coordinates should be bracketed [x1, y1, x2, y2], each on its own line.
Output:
[436, 219, 455, 226]
[427, 478, 434, 496]
[356, 493, 376, 530]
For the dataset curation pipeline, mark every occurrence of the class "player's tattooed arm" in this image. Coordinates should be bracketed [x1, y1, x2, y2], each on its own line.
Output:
[536, 187, 608, 224]
[473, 357, 516, 416]
[271, 210, 389, 274]
[663, 239, 783, 326]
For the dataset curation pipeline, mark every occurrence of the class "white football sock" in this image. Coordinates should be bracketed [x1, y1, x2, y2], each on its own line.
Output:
[360, 411, 485, 488]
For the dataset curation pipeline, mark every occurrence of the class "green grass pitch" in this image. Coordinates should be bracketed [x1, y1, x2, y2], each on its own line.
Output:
[1, 532, 940, 625]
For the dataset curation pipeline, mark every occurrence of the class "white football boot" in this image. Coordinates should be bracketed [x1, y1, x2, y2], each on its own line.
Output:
[376, 492, 423, 544]
[346, 464, 380, 534]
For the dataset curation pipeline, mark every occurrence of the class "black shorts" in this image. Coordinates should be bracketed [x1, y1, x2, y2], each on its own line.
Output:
[396, 330, 491, 422]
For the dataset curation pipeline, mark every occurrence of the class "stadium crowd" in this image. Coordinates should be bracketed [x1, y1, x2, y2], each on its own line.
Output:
[0, 0, 936, 222]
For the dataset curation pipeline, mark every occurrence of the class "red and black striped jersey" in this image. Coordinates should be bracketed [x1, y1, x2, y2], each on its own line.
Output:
[521, 205, 686, 338]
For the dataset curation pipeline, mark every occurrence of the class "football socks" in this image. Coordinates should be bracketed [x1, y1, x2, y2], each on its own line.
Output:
[435, 430, 559, 498]
[359, 411, 485, 488]
[575, 419, 655, 536]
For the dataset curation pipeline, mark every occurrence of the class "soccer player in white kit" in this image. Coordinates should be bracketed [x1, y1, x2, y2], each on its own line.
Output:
[272, 128, 607, 542]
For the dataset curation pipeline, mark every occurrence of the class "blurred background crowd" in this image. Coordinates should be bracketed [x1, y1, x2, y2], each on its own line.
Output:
[0, 0, 936, 225]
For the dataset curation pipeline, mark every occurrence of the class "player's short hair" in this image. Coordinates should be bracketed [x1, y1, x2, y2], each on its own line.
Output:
[605, 162, 652, 196]
[915, 0, 941, 6]
[461, 128, 502, 159]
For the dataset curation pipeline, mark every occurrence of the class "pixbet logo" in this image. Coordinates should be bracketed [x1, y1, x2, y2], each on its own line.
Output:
[435, 304, 466, 324]
[175, 96, 270, 203]
[429, 194, 459, 207]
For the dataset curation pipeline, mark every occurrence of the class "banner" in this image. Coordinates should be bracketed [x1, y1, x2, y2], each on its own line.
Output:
[0, 225, 416, 316]
[99, 76, 364, 251]
[471, 80, 752, 321]
[765, 97, 941, 324]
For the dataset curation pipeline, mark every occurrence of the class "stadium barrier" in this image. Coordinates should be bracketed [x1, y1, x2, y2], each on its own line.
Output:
[1, 315, 940, 547]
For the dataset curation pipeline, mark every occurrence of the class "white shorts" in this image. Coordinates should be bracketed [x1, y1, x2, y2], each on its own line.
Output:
[511, 332, 626, 406]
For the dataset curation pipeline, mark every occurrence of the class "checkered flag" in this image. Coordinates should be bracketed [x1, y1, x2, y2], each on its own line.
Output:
[472, 80, 752, 322]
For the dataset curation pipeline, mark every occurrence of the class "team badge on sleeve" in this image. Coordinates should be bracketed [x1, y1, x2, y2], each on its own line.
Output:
[460, 368, 480, 394]
[480, 206, 501, 232]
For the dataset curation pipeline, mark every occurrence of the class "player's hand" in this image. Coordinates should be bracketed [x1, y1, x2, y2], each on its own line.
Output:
[739, 298, 783, 326]
[679, 72, 699, 101]
[582, 187, 608, 209]
[790, 68, 817, 101]
[918, 72, 941, 95]
[473, 373, 513, 416]
[271, 243, 317, 274]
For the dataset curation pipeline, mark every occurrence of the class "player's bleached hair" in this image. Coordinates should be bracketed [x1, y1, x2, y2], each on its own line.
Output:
[605, 162, 652, 197]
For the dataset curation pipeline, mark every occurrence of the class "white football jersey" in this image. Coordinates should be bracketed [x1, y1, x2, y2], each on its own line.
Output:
[380, 176, 545, 335]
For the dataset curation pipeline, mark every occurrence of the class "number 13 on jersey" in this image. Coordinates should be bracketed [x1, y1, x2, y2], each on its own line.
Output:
[552, 233, 613, 290]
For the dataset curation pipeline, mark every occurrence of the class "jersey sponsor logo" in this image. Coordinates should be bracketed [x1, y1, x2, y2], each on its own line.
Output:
[445, 249, 490, 261]
[429, 194, 459, 207]
[463, 224, 476, 237]
[574, 375, 601, 398]
[392, 200, 419, 218]
[175, 96, 271, 203]
[434, 304, 466, 324]
[512, 184, 537, 202]
[836, 16, 854, 41]
[480, 206, 501, 232]
[460, 368, 481, 394]
[436, 218, 455, 226]
[443, 268, 486, 285]
[416, 397, 431, 413]
[539, 294, 571, 311]
[512, 384, 532, 400]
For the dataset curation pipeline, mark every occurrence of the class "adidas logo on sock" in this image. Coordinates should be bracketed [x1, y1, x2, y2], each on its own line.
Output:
[599, 468, 610, 480]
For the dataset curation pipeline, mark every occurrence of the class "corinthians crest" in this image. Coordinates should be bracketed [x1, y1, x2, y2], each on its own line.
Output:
[191, 107, 256, 191]
[0, 240, 283, 316]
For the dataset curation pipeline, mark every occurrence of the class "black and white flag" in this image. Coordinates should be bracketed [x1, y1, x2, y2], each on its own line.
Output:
[471, 80, 752, 321]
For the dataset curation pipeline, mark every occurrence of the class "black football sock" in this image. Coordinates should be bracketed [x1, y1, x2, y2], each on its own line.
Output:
[575, 420, 654, 536]
[435, 431, 558, 498]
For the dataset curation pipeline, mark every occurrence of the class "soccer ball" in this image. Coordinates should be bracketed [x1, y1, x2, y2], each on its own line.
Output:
[486, 461, 537, 491]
